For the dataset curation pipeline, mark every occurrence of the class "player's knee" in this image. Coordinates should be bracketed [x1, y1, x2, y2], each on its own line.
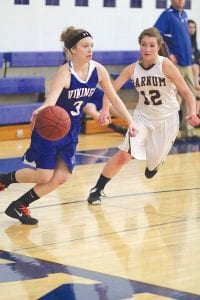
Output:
[116, 151, 131, 165]
[58, 175, 69, 185]
[52, 173, 70, 186]
[37, 173, 53, 184]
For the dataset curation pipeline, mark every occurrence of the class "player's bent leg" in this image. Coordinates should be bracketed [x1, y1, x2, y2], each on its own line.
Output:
[15, 168, 54, 184]
[145, 112, 179, 179]
[34, 163, 71, 197]
[5, 162, 70, 225]
[87, 150, 131, 205]
[0, 168, 54, 189]
[102, 150, 132, 178]
[4, 174, 66, 226]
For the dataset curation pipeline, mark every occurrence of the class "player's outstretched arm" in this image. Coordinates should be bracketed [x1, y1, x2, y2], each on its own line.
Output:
[163, 58, 200, 126]
[97, 63, 138, 136]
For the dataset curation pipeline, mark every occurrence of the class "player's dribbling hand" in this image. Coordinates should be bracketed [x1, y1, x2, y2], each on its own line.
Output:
[30, 105, 46, 130]
[186, 114, 200, 127]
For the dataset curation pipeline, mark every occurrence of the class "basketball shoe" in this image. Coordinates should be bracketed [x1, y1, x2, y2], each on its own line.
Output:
[5, 201, 38, 225]
[0, 172, 9, 191]
[145, 167, 158, 179]
[87, 187, 106, 205]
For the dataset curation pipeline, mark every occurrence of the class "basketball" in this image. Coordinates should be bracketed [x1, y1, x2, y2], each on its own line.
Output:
[35, 106, 71, 141]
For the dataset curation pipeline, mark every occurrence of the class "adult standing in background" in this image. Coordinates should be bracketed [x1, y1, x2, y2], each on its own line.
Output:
[154, 0, 198, 140]
[188, 19, 200, 118]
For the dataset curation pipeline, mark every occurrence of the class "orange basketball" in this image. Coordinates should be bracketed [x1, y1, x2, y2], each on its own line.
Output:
[35, 106, 71, 141]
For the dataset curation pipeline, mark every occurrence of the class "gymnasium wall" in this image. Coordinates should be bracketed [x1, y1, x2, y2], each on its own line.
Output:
[1, 0, 200, 52]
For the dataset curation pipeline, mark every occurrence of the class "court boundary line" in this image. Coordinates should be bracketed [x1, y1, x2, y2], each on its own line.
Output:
[0, 186, 199, 214]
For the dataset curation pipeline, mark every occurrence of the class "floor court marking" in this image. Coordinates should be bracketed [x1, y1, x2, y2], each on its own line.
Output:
[0, 186, 199, 214]
[0, 154, 199, 298]
[0, 250, 199, 299]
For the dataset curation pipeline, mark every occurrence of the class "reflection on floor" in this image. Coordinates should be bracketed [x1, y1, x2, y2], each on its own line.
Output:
[1, 249, 198, 300]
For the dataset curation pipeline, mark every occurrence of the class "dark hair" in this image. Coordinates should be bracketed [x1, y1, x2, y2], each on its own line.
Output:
[188, 19, 197, 49]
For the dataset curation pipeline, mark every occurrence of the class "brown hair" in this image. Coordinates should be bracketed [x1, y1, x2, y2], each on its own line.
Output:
[158, 41, 170, 58]
[60, 26, 91, 50]
[138, 27, 163, 46]
[138, 27, 169, 58]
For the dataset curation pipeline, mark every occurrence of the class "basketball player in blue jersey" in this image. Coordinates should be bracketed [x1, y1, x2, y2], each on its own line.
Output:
[0, 26, 137, 225]
[64, 51, 127, 135]
[87, 27, 200, 205]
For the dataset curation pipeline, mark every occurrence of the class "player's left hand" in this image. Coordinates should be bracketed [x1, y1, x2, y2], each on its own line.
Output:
[186, 114, 200, 127]
[98, 110, 112, 126]
[97, 116, 110, 126]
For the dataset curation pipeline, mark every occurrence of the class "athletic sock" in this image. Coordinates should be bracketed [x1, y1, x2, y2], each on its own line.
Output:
[15, 188, 40, 206]
[2, 171, 17, 186]
[94, 174, 111, 191]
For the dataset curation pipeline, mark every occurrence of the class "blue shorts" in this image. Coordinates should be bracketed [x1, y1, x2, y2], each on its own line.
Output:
[22, 128, 78, 172]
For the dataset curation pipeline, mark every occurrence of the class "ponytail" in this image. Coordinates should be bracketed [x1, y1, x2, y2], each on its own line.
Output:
[158, 41, 170, 58]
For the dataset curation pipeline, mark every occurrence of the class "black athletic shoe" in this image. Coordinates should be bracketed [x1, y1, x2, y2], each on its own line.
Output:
[87, 188, 106, 205]
[5, 201, 38, 225]
[145, 167, 158, 179]
[0, 172, 8, 191]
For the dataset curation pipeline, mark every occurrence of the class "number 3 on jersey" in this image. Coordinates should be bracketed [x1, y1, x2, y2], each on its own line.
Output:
[71, 100, 84, 116]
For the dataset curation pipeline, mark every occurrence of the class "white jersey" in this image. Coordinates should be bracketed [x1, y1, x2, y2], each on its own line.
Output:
[119, 55, 180, 170]
[131, 55, 179, 120]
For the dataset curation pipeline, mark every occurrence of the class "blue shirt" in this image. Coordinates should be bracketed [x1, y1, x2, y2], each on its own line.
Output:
[154, 6, 192, 66]
[23, 60, 100, 171]
[56, 60, 99, 135]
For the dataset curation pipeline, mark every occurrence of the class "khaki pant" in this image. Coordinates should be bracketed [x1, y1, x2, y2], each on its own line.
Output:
[176, 65, 196, 138]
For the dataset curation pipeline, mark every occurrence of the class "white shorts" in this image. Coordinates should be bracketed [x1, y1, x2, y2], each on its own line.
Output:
[119, 110, 179, 171]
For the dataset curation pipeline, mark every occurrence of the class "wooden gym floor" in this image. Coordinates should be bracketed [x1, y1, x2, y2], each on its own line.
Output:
[0, 130, 200, 300]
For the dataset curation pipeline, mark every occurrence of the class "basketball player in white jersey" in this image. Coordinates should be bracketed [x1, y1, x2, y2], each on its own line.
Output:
[87, 27, 200, 205]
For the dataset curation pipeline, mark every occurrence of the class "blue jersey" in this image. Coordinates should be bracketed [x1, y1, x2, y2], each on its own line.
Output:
[87, 87, 104, 111]
[57, 60, 98, 125]
[154, 6, 192, 66]
[23, 60, 99, 172]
